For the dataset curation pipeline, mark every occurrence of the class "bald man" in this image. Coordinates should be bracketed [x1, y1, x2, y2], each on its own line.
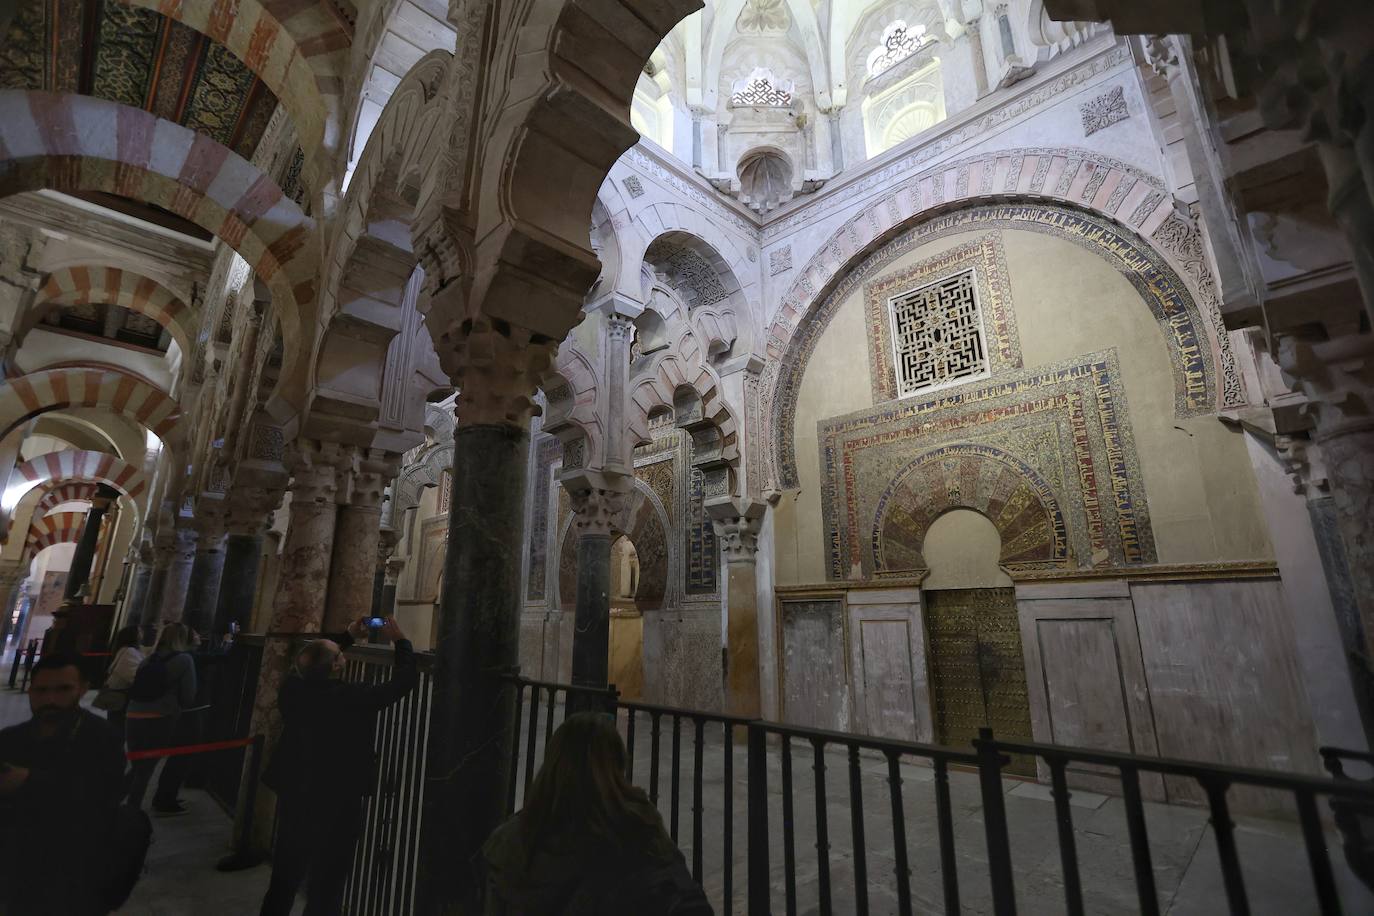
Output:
[259, 617, 417, 916]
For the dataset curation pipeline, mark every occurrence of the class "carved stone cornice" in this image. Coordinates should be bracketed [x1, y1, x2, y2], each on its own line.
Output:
[442, 318, 557, 430]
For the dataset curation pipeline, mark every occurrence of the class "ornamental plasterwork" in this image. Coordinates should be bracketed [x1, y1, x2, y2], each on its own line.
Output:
[1080, 85, 1130, 136]
[867, 20, 931, 80]
[737, 0, 790, 34]
[729, 67, 795, 108]
[623, 175, 646, 198]
[769, 246, 793, 276]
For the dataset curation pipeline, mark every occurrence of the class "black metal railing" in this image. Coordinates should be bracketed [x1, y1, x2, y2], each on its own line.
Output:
[338, 644, 435, 916]
[213, 651, 1374, 915]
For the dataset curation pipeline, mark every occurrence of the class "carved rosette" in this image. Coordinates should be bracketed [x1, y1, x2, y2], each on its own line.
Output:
[443, 318, 557, 430]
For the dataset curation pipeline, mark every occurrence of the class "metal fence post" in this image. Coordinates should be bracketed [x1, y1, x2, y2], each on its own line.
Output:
[747, 721, 771, 915]
[976, 728, 1017, 915]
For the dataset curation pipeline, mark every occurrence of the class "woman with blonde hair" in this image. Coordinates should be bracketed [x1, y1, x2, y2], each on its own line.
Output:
[124, 621, 199, 815]
[483, 712, 712, 915]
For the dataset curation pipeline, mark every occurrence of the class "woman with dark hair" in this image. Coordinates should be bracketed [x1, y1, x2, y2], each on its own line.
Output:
[484, 712, 712, 915]
[93, 625, 143, 734]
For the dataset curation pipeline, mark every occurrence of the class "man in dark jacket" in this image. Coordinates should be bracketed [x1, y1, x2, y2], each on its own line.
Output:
[0, 653, 127, 915]
[259, 617, 419, 916]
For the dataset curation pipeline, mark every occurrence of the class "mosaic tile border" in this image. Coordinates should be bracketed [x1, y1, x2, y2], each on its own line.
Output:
[863, 233, 1022, 403]
[772, 203, 1217, 490]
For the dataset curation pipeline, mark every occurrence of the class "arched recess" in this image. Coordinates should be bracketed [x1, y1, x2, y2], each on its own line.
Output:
[557, 479, 670, 611]
[22, 267, 198, 356]
[871, 444, 1070, 578]
[3, 450, 147, 515]
[310, 51, 450, 442]
[763, 148, 1239, 490]
[636, 228, 753, 366]
[541, 347, 603, 474]
[702, 0, 831, 109]
[385, 442, 453, 530]
[117, 0, 348, 169]
[0, 91, 318, 420]
[629, 341, 739, 455]
[0, 368, 180, 446]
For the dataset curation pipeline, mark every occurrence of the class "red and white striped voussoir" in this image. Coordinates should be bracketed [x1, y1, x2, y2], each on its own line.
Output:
[0, 92, 317, 330]
[37, 481, 100, 514]
[25, 511, 85, 556]
[12, 450, 148, 506]
[34, 266, 195, 352]
[0, 369, 181, 440]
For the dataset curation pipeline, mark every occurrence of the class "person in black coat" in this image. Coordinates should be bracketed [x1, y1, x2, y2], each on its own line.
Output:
[259, 617, 419, 916]
[0, 654, 127, 915]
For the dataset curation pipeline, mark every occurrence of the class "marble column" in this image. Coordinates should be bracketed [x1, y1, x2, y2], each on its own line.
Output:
[709, 499, 766, 721]
[567, 483, 626, 703]
[965, 20, 990, 98]
[181, 502, 228, 638]
[323, 454, 391, 634]
[370, 528, 400, 618]
[0, 562, 24, 645]
[237, 442, 341, 851]
[61, 485, 117, 602]
[122, 560, 152, 632]
[417, 321, 553, 914]
[140, 542, 175, 642]
[212, 488, 278, 637]
[158, 522, 197, 625]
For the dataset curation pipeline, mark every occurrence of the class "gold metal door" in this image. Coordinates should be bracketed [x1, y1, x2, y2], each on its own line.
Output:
[925, 588, 1035, 775]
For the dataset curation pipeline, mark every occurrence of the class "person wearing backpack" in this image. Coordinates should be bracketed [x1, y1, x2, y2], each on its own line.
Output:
[124, 622, 197, 815]
[92, 626, 143, 734]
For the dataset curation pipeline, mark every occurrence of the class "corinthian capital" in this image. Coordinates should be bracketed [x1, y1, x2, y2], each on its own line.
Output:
[707, 498, 766, 563]
[566, 471, 631, 539]
[439, 318, 557, 430]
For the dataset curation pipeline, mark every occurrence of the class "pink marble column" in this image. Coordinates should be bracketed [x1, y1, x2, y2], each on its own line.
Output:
[709, 499, 766, 721]
[238, 442, 341, 850]
[323, 452, 394, 634]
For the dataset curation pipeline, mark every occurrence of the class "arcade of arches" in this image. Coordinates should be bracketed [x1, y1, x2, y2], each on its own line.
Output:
[1, 0, 1372, 909]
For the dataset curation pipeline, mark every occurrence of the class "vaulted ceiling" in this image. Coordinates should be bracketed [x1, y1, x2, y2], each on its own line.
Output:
[0, 0, 282, 161]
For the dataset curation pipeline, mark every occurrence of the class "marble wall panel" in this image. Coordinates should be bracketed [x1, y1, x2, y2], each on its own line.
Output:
[779, 597, 850, 731]
[643, 608, 723, 711]
[1130, 579, 1321, 816]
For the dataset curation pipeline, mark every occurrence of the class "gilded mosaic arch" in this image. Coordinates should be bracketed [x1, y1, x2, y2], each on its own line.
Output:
[771, 201, 1220, 492]
[873, 443, 1070, 577]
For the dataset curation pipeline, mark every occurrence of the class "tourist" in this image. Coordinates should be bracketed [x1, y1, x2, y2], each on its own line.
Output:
[124, 622, 197, 815]
[259, 616, 419, 916]
[483, 712, 712, 915]
[0, 654, 127, 914]
[92, 625, 143, 734]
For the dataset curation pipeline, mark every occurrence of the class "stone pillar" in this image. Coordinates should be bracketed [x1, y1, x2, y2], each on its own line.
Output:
[566, 483, 627, 701]
[0, 562, 24, 644]
[236, 444, 340, 850]
[158, 521, 197, 625]
[417, 321, 553, 914]
[380, 555, 404, 618]
[370, 528, 400, 618]
[709, 499, 766, 721]
[966, 20, 990, 99]
[1279, 333, 1374, 663]
[122, 560, 152, 632]
[323, 453, 392, 634]
[181, 501, 228, 638]
[212, 488, 278, 637]
[140, 541, 175, 642]
[61, 485, 118, 602]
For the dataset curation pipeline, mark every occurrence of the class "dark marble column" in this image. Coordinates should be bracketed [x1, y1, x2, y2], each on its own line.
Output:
[158, 523, 197, 625]
[565, 484, 626, 706]
[122, 561, 152, 631]
[61, 485, 118, 602]
[417, 325, 553, 914]
[236, 443, 340, 852]
[369, 528, 400, 618]
[212, 487, 279, 637]
[323, 456, 392, 634]
[181, 504, 228, 639]
[139, 543, 174, 643]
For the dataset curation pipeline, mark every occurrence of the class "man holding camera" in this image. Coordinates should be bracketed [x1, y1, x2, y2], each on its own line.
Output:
[259, 617, 417, 916]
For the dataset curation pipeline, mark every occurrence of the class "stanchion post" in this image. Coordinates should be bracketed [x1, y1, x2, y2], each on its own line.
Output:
[747, 721, 771, 915]
[217, 734, 268, 872]
[976, 728, 1017, 914]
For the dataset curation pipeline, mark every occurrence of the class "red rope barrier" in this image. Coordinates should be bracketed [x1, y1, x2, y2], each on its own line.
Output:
[125, 736, 255, 761]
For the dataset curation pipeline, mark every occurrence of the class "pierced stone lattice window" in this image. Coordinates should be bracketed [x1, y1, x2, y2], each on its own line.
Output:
[888, 269, 988, 397]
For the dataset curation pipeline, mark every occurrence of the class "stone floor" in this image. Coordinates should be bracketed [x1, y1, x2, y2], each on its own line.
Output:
[3, 687, 1370, 914]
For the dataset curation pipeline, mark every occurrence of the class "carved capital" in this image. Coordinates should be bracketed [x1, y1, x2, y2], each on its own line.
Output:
[192, 498, 229, 546]
[1275, 434, 1329, 497]
[568, 485, 628, 540]
[707, 498, 766, 564]
[605, 313, 635, 343]
[384, 556, 406, 586]
[1277, 331, 1374, 442]
[377, 527, 401, 567]
[441, 318, 557, 430]
[224, 486, 283, 537]
[286, 441, 342, 508]
[336, 448, 397, 510]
